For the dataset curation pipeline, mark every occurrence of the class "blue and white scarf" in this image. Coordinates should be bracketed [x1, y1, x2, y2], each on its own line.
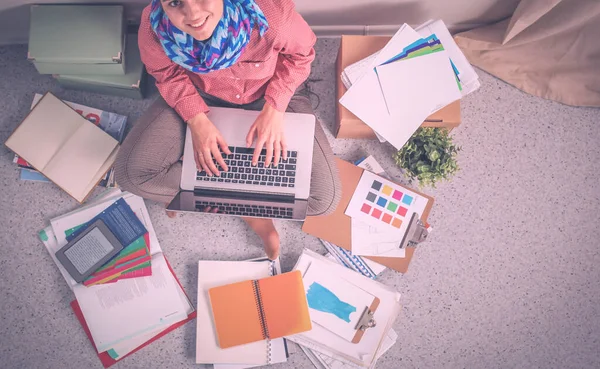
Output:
[149, 0, 269, 73]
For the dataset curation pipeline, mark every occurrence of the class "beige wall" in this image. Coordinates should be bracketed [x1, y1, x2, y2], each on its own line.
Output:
[0, 0, 519, 45]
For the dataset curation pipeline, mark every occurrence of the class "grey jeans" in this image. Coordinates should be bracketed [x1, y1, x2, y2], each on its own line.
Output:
[114, 91, 342, 216]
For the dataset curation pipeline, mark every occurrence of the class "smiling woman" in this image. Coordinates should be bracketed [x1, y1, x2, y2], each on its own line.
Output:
[161, 0, 224, 41]
[114, 0, 342, 260]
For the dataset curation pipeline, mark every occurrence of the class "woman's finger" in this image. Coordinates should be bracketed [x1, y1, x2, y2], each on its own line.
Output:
[203, 147, 219, 176]
[264, 140, 274, 167]
[246, 125, 257, 148]
[252, 138, 266, 166]
[273, 139, 281, 166]
[196, 150, 210, 176]
[281, 136, 288, 160]
[212, 141, 228, 172]
[208, 144, 223, 176]
[218, 136, 232, 155]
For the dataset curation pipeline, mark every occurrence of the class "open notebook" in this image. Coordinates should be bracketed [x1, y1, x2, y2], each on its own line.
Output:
[209, 270, 312, 349]
[197, 260, 293, 367]
[5, 92, 119, 202]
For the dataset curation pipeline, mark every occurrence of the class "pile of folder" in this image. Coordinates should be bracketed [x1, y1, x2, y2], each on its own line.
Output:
[28, 5, 146, 99]
[340, 20, 480, 150]
[39, 189, 195, 367]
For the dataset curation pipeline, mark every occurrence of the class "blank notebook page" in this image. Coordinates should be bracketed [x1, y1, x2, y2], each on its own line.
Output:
[5, 93, 82, 170]
[43, 121, 118, 200]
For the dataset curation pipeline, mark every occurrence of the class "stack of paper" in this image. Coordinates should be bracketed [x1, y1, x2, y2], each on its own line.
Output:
[196, 259, 289, 369]
[39, 189, 195, 366]
[340, 20, 480, 149]
[289, 249, 402, 369]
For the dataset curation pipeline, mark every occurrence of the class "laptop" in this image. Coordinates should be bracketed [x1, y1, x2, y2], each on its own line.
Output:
[167, 107, 316, 220]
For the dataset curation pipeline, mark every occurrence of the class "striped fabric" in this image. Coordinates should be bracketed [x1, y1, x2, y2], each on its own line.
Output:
[149, 0, 269, 73]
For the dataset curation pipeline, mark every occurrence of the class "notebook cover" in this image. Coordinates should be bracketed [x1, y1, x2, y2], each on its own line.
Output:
[302, 158, 434, 273]
[209, 271, 311, 349]
[70, 257, 196, 368]
[209, 280, 265, 349]
[258, 270, 312, 339]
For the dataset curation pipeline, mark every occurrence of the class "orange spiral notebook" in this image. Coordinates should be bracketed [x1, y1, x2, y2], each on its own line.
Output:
[208, 270, 312, 348]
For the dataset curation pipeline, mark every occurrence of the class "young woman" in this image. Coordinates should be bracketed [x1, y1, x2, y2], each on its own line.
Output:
[115, 0, 341, 260]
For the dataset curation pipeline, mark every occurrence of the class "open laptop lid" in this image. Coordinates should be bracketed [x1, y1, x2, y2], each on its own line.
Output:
[180, 107, 315, 200]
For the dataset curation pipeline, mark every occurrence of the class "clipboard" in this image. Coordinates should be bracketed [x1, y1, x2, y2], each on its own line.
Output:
[302, 158, 434, 273]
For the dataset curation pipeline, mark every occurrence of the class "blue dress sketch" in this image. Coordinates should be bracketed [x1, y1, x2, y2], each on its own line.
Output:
[306, 282, 356, 323]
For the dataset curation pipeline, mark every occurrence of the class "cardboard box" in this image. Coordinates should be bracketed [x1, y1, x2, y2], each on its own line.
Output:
[335, 35, 461, 139]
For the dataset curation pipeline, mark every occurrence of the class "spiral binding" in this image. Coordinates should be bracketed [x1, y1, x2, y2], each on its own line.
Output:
[252, 279, 270, 340]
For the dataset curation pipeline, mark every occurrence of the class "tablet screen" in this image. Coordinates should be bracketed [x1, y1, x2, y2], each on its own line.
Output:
[64, 227, 114, 274]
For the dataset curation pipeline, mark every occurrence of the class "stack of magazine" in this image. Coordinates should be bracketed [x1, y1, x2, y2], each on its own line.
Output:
[13, 93, 127, 188]
[39, 188, 195, 367]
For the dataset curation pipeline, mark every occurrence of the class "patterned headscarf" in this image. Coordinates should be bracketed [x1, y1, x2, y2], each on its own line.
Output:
[149, 0, 269, 73]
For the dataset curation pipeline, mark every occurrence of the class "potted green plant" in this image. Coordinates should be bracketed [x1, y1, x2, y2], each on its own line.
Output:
[393, 127, 460, 187]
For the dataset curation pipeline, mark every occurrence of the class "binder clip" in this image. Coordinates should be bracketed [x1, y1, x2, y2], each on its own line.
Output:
[398, 213, 429, 249]
[355, 307, 377, 331]
[351, 305, 378, 343]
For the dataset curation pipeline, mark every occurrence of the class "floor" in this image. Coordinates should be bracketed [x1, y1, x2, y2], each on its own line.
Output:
[1, 39, 599, 369]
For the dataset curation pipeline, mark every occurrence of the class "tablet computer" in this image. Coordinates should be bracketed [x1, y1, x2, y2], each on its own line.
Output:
[55, 219, 124, 283]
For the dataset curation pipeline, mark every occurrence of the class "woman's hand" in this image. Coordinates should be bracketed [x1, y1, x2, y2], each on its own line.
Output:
[246, 103, 287, 167]
[187, 113, 231, 176]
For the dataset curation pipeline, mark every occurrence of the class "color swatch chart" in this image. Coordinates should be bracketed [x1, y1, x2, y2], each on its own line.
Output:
[345, 171, 428, 234]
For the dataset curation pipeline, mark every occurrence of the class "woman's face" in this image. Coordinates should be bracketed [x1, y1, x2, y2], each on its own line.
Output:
[161, 0, 224, 41]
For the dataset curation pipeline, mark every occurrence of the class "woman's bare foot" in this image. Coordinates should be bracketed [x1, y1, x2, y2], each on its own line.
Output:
[242, 217, 280, 260]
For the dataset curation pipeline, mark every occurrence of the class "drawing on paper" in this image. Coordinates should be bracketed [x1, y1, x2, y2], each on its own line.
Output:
[306, 282, 357, 323]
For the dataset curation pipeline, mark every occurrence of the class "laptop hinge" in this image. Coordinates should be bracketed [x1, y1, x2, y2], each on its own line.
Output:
[193, 187, 295, 203]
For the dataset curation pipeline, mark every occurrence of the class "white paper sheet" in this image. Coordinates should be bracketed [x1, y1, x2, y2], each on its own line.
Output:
[415, 19, 480, 97]
[346, 171, 428, 231]
[302, 328, 398, 369]
[351, 219, 406, 258]
[73, 253, 190, 352]
[196, 261, 272, 365]
[376, 50, 462, 118]
[302, 263, 376, 342]
[339, 25, 423, 150]
[289, 250, 402, 368]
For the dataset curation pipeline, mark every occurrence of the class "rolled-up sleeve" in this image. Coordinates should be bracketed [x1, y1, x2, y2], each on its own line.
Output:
[264, 1, 316, 111]
[138, 7, 209, 122]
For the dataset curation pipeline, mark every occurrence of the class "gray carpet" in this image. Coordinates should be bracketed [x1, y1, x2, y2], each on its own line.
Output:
[1, 39, 599, 369]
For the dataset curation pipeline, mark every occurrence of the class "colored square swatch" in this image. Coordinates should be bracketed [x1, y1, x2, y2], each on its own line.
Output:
[361, 203, 371, 214]
[381, 213, 393, 224]
[392, 190, 403, 200]
[382, 185, 393, 196]
[366, 192, 377, 202]
[387, 202, 398, 212]
[371, 208, 382, 219]
[376, 197, 387, 207]
[371, 180, 382, 191]
[397, 206, 408, 217]
[401, 194, 414, 205]
[392, 218, 402, 228]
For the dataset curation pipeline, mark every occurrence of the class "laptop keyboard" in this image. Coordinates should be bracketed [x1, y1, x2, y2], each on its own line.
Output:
[196, 146, 298, 188]
[195, 201, 294, 219]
